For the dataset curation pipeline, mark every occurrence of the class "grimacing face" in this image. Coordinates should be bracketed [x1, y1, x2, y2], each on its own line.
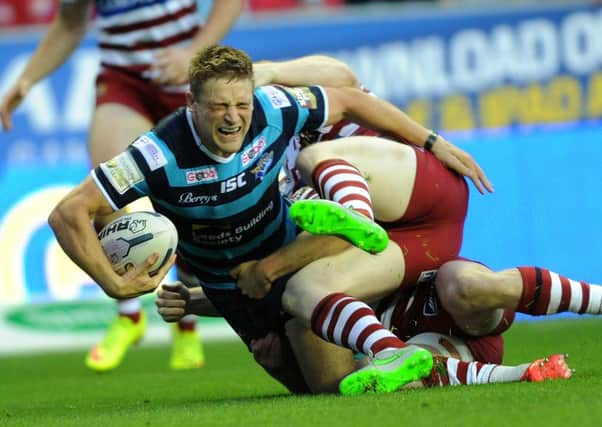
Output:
[187, 77, 254, 158]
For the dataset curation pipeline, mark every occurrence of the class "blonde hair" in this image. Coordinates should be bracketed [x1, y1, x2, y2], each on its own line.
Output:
[189, 45, 253, 101]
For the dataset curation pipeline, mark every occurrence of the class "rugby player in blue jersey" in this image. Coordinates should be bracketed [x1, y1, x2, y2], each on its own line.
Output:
[151, 53, 580, 395]
[49, 45, 491, 396]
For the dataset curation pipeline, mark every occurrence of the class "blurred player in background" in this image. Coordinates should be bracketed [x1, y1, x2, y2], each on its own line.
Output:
[0, 0, 243, 372]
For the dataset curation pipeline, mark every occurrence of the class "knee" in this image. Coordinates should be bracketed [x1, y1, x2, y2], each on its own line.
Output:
[281, 289, 296, 318]
[281, 280, 302, 317]
[436, 264, 492, 312]
[282, 276, 327, 321]
[296, 145, 335, 178]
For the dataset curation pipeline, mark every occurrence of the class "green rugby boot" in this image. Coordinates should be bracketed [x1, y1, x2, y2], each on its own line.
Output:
[339, 345, 433, 396]
[288, 199, 389, 253]
[169, 325, 205, 370]
[85, 312, 146, 372]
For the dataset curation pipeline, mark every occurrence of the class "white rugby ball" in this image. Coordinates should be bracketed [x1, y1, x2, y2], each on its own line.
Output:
[98, 211, 178, 276]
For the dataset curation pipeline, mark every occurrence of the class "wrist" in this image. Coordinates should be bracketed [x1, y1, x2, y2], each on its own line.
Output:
[424, 131, 439, 152]
[103, 273, 126, 299]
[256, 257, 278, 284]
[16, 76, 32, 93]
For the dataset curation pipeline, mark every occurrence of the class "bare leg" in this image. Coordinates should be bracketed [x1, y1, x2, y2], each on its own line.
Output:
[282, 242, 405, 319]
[296, 136, 417, 222]
[435, 260, 522, 336]
[437, 260, 602, 337]
[285, 318, 357, 394]
[88, 103, 153, 166]
[282, 242, 434, 396]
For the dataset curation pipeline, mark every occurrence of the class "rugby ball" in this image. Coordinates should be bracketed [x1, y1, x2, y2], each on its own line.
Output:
[98, 211, 178, 276]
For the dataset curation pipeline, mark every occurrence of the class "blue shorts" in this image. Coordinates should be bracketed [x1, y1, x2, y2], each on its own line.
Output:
[202, 275, 292, 350]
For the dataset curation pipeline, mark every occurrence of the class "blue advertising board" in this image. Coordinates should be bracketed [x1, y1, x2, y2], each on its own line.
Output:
[226, 3, 602, 131]
[458, 122, 602, 284]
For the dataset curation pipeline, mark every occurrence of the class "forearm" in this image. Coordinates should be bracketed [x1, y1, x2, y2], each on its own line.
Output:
[255, 56, 360, 89]
[48, 191, 122, 299]
[188, 0, 242, 52]
[258, 234, 351, 283]
[185, 287, 222, 317]
[17, 3, 90, 88]
[329, 87, 436, 148]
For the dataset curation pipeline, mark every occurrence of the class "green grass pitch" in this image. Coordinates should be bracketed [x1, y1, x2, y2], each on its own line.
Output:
[1, 318, 600, 427]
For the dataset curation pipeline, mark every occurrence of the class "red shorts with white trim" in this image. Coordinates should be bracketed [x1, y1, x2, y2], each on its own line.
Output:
[95, 66, 186, 123]
[381, 147, 469, 287]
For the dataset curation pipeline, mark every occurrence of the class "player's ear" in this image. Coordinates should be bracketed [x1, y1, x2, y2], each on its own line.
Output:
[186, 91, 195, 110]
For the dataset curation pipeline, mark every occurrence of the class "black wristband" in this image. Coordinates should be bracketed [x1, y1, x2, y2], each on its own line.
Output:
[424, 131, 438, 151]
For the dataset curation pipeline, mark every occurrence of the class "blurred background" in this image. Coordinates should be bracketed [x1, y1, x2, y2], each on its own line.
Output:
[0, 0, 600, 355]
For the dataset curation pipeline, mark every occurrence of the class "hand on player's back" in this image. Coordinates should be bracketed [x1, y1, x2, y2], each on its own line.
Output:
[230, 260, 272, 299]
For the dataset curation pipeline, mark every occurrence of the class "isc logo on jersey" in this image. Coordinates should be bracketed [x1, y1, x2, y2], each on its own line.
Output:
[220, 173, 247, 193]
[98, 211, 178, 276]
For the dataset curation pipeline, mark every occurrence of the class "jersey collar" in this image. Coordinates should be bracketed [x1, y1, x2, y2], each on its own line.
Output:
[186, 108, 236, 164]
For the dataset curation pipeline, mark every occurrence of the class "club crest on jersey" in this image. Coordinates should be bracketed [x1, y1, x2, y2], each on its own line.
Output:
[241, 137, 266, 166]
[100, 152, 143, 195]
[251, 151, 274, 181]
[260, 85, 291, 109]
[132, 134, 167, 171]
[186, 166, 218, 184]
[286, 87, 317, 109]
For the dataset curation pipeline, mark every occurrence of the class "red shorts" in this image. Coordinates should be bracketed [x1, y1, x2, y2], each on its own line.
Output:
[381, 147, 469, 287]
[378, 277, 516, 364]
[95, 66, 187, 123]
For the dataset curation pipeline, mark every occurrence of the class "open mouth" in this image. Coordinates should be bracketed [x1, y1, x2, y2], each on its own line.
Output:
[218, 126, 242, 136]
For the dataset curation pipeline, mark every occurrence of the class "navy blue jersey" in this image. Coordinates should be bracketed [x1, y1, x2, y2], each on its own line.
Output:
[92, 85, 327, 289]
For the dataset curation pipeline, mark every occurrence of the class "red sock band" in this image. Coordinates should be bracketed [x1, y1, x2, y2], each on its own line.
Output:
[119, 312, 141, 323]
